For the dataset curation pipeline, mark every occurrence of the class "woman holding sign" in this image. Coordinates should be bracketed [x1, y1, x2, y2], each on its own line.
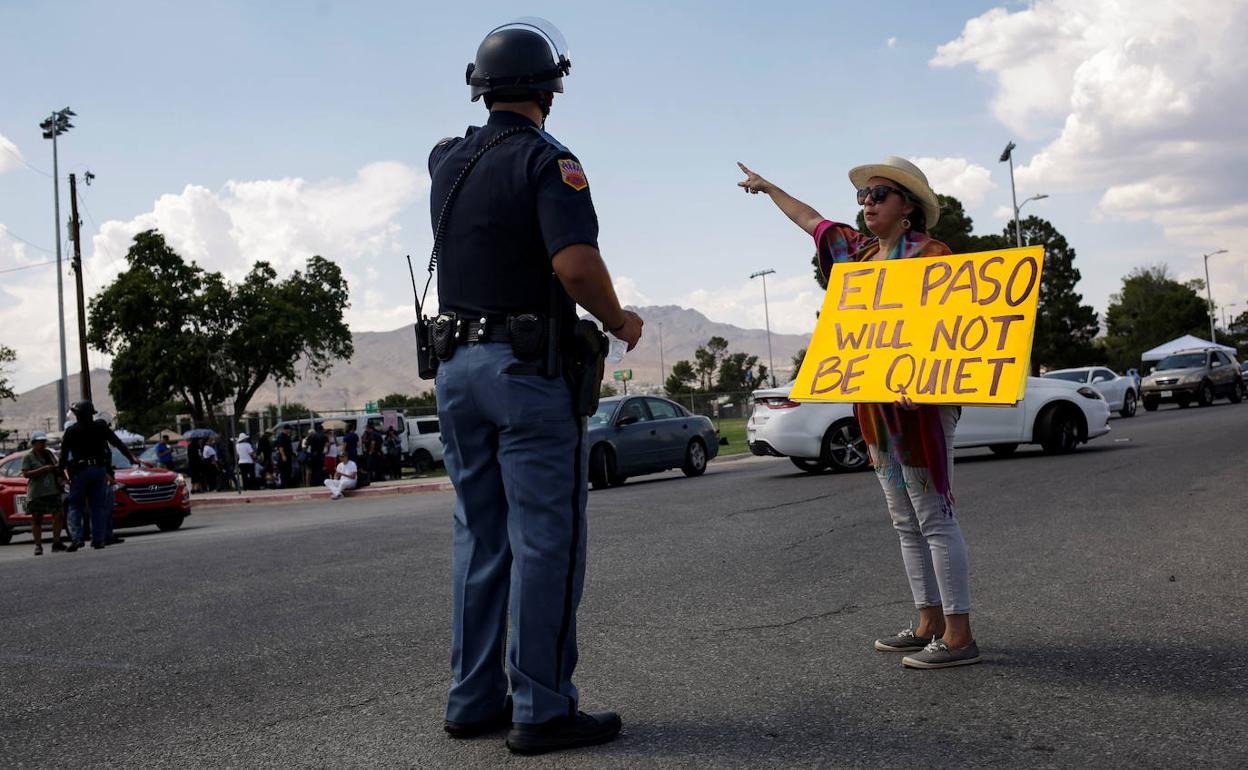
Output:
[737, 156, 980, 669]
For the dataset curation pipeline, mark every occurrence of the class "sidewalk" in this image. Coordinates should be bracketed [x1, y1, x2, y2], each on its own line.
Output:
[192, 476, 454, 508]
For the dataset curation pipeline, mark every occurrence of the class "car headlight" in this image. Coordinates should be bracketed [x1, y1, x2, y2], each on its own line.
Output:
[1180, 373, 1203, 384]
[1076, 387, 1103, 400]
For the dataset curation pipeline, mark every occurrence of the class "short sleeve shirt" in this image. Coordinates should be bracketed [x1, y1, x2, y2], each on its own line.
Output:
[336, 460, 357, 478]
[429, 110, 599, 324]
[22, 450, 61, 500]
[813, 220, 951, 279]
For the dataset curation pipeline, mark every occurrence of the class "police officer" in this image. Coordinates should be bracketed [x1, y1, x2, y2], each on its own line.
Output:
[430, 19, 643, 755]
[58, 401, 138, 550]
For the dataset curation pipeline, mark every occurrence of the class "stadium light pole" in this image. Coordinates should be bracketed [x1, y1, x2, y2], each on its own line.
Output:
[1202, 249, 1227, 343]
[999, 141, 1023, 248]
[749, 269, 777, 387]
[40, 107, 74, 428]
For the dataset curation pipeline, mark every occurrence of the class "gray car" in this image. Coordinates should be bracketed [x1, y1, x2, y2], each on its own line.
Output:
[586, 396, 719, 489]
[1141, 348, 1245, 410]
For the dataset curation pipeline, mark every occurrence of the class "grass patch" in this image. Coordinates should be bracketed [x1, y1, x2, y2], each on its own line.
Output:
[713, 417, 750, 456]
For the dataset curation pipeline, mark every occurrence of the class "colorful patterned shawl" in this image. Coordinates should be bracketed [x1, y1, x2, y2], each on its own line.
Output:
[814, 220, 957, 513]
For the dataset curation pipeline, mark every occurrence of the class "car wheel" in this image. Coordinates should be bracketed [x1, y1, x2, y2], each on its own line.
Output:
[681, 438, 708, 477]
[989, 443, 1018, 456]
[789, 457, 828, 473]
[1119, 390, 1137, 418]
[1143, 398, 1159, 412]
[411, 449, 434, 474]
[1197, 381, 1214, 407]
[1038, 406, 1081, 454]
[156, 515, 185, 532]
[589, 445, 626, 490]
[0, 519, 11, 545]
[1229, 380, 1244, 404]
[822, 418, 870, 473]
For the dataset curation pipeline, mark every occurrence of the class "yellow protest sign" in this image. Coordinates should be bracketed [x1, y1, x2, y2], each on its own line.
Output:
[792, 246, 1045, 406]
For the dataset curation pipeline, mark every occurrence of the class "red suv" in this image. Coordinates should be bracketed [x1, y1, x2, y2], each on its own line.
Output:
[0, 447, 191, 545]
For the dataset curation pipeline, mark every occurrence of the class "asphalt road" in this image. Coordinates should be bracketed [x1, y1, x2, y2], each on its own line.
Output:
[2, 401, 1246, 768]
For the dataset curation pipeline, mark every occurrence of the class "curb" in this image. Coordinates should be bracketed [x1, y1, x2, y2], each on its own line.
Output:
[192, 479, 454, 508]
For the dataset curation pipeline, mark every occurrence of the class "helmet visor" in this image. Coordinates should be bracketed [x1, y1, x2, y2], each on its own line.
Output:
[487, 16, 570, 67]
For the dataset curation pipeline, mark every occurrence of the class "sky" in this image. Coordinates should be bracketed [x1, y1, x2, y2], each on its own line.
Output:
[2, 0, 1247, 393]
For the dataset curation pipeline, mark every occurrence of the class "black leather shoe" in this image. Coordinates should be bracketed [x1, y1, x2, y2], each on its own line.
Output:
[443, 696, 512, 739]
[91, 542, 106, 550]
[506, 711, 622, 755]
[67, 542, 82, 553]
[106, 537, 125, 545]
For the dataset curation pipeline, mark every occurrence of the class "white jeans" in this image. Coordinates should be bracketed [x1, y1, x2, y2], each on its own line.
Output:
[324, 477, 357, 498]
[874, 406, 972, 614]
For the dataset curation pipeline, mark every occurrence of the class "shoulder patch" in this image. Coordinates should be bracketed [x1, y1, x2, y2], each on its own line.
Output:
[558, 159, 589, 191]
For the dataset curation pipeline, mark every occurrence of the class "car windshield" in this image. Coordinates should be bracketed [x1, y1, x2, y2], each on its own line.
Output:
[111, 446, 136, 470]
[1156, 353, 1206, 371]
[1043, 371, 1087, 382]
[589, 401, 617, 426]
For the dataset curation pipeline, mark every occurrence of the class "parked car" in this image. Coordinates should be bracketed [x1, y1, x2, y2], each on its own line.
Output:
[139, 441, 190, 471]
[0, 447, 191, 545]
[586, 396, 719, 489]
[1140, 348, 1245, 410]
[1043, 366, 1138, 417]
[747, 377, 1112, 474]
[404, 416, 443, 472]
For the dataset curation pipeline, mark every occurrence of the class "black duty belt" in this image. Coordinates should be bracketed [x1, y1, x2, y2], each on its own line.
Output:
[462, 317, 513, 344]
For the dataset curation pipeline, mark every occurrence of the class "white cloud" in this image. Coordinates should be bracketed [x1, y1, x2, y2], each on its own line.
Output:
[2, 162, 429, 393]
[613, 276, 651, 307]
[0, 135, 23, 174]
[886, 37, 897, 49]
[675, 273, 823, 337]
[934, 0, 1248, 304]
[911, 156, 996, 206]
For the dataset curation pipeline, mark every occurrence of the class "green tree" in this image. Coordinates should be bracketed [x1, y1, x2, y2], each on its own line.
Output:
[716, 351, 761, 391]
[89, 230, 353, 427]
[377, 392, 438, 414]
[1101, 265, 1212, 371]
[664, 360, 699, 397]
[791, 348, 807, 378]
[117, 399, 189, 437]
[0, 346, 15, 442]
[599, 382, 618, 398]
[1010, 216, 1100, 371]
[264, 401, 313, 421]
[693, 336, 729, 390]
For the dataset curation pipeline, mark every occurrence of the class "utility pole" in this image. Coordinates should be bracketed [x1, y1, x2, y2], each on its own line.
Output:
[749, 269, 777, 387]
[68, 173, 92, 401]
[40, 107, 74, 425]
[658, 322, 665, 387]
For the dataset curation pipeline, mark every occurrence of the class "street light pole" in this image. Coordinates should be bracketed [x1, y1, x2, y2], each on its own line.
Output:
[749, 269, 777, 387]
[999, 141, 1022, 248]
[1202, 249, 1227, 343]
[658, 322, 665, 387]
[1014, 194, 1049, 245]
[40, 107, 74, 427]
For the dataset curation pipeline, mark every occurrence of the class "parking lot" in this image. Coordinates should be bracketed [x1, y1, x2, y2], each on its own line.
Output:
[0, 401, 1245, 768]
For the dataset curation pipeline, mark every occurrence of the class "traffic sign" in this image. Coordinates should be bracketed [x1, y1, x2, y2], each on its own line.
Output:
[612, 369, 632, 381]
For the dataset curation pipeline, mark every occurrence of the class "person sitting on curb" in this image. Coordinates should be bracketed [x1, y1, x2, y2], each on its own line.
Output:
[324, 449, 358, 500]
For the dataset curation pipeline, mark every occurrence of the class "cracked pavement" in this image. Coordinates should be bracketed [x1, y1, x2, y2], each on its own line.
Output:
[1, 402, 1245, 768]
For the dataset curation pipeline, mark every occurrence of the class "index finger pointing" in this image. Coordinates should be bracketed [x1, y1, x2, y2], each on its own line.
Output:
[737, 161, 752, 175]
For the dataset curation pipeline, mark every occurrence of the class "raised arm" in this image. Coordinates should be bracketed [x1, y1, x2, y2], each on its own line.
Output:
[737, 162, 825, 236]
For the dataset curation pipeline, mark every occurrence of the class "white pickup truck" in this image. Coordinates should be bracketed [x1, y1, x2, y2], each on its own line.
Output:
[404, 416, 443, 472]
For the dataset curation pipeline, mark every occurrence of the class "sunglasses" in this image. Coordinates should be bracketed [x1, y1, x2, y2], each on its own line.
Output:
[857, 184, 907, 205]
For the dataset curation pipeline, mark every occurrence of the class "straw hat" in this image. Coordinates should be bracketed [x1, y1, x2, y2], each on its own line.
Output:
[848, 156, 941, 228]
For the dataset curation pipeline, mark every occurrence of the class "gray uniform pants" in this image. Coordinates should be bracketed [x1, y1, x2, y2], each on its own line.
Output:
[437, 342, 588, 726]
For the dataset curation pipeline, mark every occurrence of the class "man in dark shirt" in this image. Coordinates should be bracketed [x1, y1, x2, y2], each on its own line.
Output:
[58, 401, 138, 550]
[275, 425, 295, 488]
[343, 426, 359, 463]
[306, 426, 327, 486]
[430, 20, 642, 755]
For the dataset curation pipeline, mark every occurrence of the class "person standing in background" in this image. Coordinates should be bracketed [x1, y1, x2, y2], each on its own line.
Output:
[236, 433, 256, 491]
[275, 425, 295, 488]
[21, 432, 66, 556]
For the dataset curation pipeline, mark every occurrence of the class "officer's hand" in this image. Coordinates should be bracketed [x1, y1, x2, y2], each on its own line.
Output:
[612, 310, 644, 351]
[737, 162, 771, 195]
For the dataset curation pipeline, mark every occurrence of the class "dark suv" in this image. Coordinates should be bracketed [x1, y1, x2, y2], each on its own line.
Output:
[1140, 348, 1245, 410]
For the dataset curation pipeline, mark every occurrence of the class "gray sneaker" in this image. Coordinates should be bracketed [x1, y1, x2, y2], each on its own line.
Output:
[902, 638, 982, 669]
[873, 627, 933, 652]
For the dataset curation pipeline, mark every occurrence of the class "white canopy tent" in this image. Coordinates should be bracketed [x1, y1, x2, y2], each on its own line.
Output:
[1140, 334, 1236, 362]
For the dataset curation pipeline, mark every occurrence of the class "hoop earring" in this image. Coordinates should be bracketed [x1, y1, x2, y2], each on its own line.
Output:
[901, 218, 911, 230]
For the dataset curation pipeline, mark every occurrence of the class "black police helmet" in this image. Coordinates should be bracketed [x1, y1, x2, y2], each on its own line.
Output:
[71, 400, 96, 416]
[466, 25, 570, 102]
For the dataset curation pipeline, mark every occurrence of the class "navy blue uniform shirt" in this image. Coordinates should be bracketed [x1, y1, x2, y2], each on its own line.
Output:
[428, 111, 599, 324]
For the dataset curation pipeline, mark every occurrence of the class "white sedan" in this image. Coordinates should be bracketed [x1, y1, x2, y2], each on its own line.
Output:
[747, 377, 1112, 474]
[1042, 366, 1138, 417]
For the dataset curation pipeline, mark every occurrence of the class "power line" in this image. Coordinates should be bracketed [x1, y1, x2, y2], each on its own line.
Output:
[0, 258, 58, 275]
[0, 142, 51, 177]
[0, 228, 55, 254]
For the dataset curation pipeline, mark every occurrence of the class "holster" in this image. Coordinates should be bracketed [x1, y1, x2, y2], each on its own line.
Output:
[507, 314, 545, 361]
[564, 319, 608, 416]
[416, 317, 438, 380]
